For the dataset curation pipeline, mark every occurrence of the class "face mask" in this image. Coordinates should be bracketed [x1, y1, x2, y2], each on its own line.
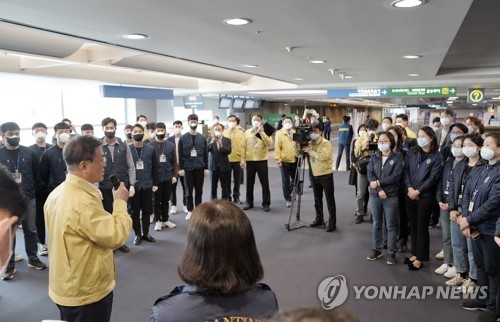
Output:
[451, 147, 464, 158]
[35, 132, 46, 142]
[359, 130, 367, 137]
[467, 125, 474, 134]
[395, 122, 404, 128]
[214, 131, 222, 137]
[5, 136, 20, 147]
[125, 132, 132, 140]
[156, 133, 165, 140]
[378, 143, 390, 152]
[417, 137, 429, 148]
[174, 128, 182, 135]
[480, 147, 495, 161]
[252, 121, 261, 128]
[283, 123, 293, 130]
[149, 132, 156, 140]
[462, 147, 478, 158]
[310, 133, 320, 141]
[58, 133, 70, 144]
[228, 122, 236, 129]
[0, 218, 14, 275]
[441, 117, 450, 126]
[104, 131, 115, 139]
[449, 133, 461, 142]
[382, 124, 390, 131]
[133, 134, 144, 142]
[189, 123, 197, 130]
[368, 130, 375, 136]
[139, 121, 147, 128]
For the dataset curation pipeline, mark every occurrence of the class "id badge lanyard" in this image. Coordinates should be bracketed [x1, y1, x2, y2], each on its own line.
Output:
[8, 153, 22, 183]
[468, 166, 494, 212]
[133, 146, 144, 170]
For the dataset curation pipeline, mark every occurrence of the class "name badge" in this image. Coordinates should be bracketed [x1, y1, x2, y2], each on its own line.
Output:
[160, 154, 166, 163]
[191, 149, 197, 157]
[13, 172, 22, 184]
[468, 202, 474, 212]
[136, 160, 144, 170]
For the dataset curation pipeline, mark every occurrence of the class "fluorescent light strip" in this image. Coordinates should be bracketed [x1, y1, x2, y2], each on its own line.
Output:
[249, 90, 327, 95]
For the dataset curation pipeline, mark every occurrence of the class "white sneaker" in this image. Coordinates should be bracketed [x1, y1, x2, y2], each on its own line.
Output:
[14, 253, 23, 262]
[150, 215, 154, 224]
[170, 206, 178, 214]
[445, 274, 464, 286]
[154, 222, 162, 231]
[163, 220, 176, 229]
[183, 206, 188, 214]
[435, 250, 444, 260]
[460, 278, 477, 294]
[185, 212, 192, 220]
[38, 244, 48, 256]
[444, 266, 457, 279]
[435, 263, 449, 275]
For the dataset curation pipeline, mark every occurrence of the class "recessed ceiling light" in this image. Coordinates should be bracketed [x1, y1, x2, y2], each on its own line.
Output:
[392, 0, 426, 8]
[293, 78, 304, 81]
[344, 75, 354, 79]
[446, 101, 453, 104]
[408, 73, 420, 77]
[123, 33, 148, 40]
[403, 55, 422, 59]
[224, 18, 251, 26]
[242, 64, 258, 68]
[493, 89, 500, 92]
[448, 96, 459, 100]
[310, 60, 326, 64]
[492, 96, 500, 100]
[472, 104, 478, 106]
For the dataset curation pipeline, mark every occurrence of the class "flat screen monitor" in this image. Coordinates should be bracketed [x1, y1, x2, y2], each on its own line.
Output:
[232, 98, 245, 109]
[219, 97, 232, 109]
[244, 99, 260, 109]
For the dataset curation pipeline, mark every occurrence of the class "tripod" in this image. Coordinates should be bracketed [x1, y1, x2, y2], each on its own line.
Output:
[285, 151, 313, 231]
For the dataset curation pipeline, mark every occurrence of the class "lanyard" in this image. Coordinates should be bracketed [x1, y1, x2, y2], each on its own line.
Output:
[7, 152, 20, 173]
[133, 146, 143, 161]
[470, 165, 495, 203]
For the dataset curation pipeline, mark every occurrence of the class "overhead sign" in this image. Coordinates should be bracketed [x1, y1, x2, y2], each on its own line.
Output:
[327, 87, 456, 98]
[183, 95, 204, 109]
[467, 88, 484, 104]
[101, 85, 173, 100]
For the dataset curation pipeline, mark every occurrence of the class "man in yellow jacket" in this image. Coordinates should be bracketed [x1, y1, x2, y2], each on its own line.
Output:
[275, 116, 299, 208]
[241, 113, 273, 212]
[302, 122, 337, 232]
[223, 115, 245, 204]
[45, 136, 132, 322]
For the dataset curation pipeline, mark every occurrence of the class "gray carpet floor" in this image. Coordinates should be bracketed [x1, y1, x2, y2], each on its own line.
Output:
[0, 164, 480, 322]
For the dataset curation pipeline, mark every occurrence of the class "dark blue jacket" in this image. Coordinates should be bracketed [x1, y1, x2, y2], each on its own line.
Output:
[0, 145, 42, 200]
[149, 140, 177, 182]
[337, 122, 353, 145]
[461, 161, 500, 235]
[129, 143, 159, 190]
[29, 143, 52, 162]
[150, 283, 278, 322]
[404, 148, 443, 199]
[178, 133, 208, 171]
[447, 158, 484, 211]
[207, 136, 232, 172]
[496, 216, 500, 237]
[39, 145, 67, 192]
[367, 151, 404, 197]
[436, 157, 460, 204]
[101, 139, 131, 190]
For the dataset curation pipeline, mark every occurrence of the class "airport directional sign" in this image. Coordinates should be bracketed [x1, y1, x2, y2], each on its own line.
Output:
[467, 88, 484, 104]
[327, 87, 457, 99]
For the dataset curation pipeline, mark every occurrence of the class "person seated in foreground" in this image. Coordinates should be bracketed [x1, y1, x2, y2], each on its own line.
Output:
[268, 307, 361, 322]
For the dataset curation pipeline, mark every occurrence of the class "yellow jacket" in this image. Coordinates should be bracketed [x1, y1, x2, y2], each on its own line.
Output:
[354, 132, 378, 159]
[275, 128, 299, 163]
[223, 127, 245, 162]
[405, 127, 417, 139]
[241, 127, 273, 162]
[44, 174, 132, 306]
[309, 137, 333, 176]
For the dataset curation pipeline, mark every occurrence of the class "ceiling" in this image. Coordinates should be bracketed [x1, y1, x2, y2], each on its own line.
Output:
[0, 0, 499, 108]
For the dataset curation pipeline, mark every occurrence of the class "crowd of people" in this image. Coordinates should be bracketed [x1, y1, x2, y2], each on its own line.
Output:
[0, 108, 498, 322]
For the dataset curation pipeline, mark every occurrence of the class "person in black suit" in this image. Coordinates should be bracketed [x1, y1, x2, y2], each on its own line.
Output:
[208, 123, 232, 200]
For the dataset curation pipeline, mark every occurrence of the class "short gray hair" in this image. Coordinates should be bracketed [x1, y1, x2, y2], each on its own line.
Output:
[63, 136, 102, 171]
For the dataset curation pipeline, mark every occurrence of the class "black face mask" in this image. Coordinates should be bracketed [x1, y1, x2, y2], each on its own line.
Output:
[125, 133, 132, 140]
[6, 137, 20, 147]
[133, 134, 144, 142]
[190, 123, 198, 130]
[104, 131, 115, 139]
[156, 133, 165, 140]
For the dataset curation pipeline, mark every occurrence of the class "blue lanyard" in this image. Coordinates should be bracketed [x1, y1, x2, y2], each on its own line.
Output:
[8, 153, 20, 173]
[133, 146, 143, 161]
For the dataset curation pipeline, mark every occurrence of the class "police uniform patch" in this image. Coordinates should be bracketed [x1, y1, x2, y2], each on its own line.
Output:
[426, 159, 431, 164]
[390, 160, 394, 166]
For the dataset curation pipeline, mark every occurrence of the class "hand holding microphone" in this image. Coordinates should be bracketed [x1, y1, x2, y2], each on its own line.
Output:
[110, 175, 129, 202]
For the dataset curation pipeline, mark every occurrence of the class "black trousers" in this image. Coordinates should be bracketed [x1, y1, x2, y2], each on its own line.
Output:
[131, 188, 152, 236]
[100, 188, 114, 213]
[406, 196, 433, 261]
[229, 161, 241, 199]
[57, 291, 113, 322]
[185, 169, 204, 211]
[153, 180, 172, 222]
[211, 168, 231, 200]
[312, 173, 337, 226]
[34, 191, 49, 244]
[171, 174, 186, 207]
[398, 190, 409, 244]
[246, 160, 270, 207]
[324, 131, 331, 140]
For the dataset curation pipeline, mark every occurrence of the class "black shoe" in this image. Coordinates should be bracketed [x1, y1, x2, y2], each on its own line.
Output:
[403, 257, 414, 265]
[117, 245, 130, 253]
[243, 204, 253, 210]
[398, 244, 408, 253]
[28, 259, 47, 270]
[355, 216, 364, 224]
[2, 267, 16, 281]
[326, 225, 336, 232]
[428, 220, 439, 228]
[133, 235, 141, 245]
[367, 249, 382, 261]
[263, 205, 270, 212]
[310, 220, 325, 228]
[382, 243, 388, 250]
[408, 262, 423, 271]
[386, 254, 397, 265]
[462, 300, 487, 311]
[142, 234, 156, 243]
[234, 197, 243, 204]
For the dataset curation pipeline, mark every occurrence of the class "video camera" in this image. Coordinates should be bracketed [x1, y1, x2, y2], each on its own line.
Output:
[292, 125, 313, 148]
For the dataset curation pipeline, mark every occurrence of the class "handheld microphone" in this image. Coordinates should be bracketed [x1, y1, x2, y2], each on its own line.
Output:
[109, 175, 120, 190]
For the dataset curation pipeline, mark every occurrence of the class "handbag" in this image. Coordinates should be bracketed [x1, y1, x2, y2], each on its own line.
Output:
[357, 157, 370, 175]
[348, 165, 357, 186]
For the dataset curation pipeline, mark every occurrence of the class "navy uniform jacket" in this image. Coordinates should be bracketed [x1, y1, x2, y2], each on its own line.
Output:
[461, 161, 500, 235]
[178, 132, 208, 171]
[150, 283, 278, 322]
[129, 143, 159, 190]
[100, 138, 136, 190]
[39, 145, 67, 192]
[447, 158, 484, 211]
[496, 216, 500, 237]
[29, 143, 52, 162]
[367, 151, 404, 197]
[338, 122, 354, 145]
[149, 140, 177, 182]
[404, 148, 443, 199]
[436, 157, 459, 204]
[207, 136, 232, 172]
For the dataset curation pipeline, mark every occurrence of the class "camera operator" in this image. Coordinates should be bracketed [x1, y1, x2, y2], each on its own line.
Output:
[301, 123, 337, 232]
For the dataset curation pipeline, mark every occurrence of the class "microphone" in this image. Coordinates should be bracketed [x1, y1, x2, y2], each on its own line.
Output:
[109, 174, 120, 190]
[369, 133, 375, 143]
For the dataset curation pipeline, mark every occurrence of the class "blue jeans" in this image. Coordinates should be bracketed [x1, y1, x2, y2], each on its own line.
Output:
[280, 162, 296, 202]
[335, 143, 351, 170]
[440, 210, 453, 265]
[370, 195, 399, 255]
[8, 198, 39, 269]
[451, 217, 477, 279]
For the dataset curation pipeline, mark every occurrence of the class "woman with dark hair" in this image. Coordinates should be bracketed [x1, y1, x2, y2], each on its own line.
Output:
[396, 125, 417, 155]
[458, 133, 500, 320]
[366, 132, 404, 264]
[388, 126, 403, 154]
[404, 126, 443, 270]
[150, 200, 278, 322]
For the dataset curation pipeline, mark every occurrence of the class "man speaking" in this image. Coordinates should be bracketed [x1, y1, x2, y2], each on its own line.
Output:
[44, 136, 132, 322]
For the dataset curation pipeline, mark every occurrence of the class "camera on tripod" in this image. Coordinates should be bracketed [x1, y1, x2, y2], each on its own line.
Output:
[292, 125, 313, 148]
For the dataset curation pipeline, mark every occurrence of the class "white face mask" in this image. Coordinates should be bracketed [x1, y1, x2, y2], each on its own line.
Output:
[310, 133, 320, 141]
[462, 146, 478, 158]
[441, 117, 451, 127]
[283, 123, 293, 130]
[58, 132, 70, 144]
[480, 147, 495, 161]
[174, 128, 182, 135]
[228, 121, 237, 129]
[139, 121, 147, 128]
[382, 123, 390, 131]
[359, 130, 367, 137]
[214, 131, 222, 137]
[0, 218, 14, 275]
[149, 132, 156, 140]
[378, 143, 390, 152]
[35, 132, 47, 142]
[467, 125, 474, 134]
[252, 121, 261, 128]
[451, 147, 464, 158]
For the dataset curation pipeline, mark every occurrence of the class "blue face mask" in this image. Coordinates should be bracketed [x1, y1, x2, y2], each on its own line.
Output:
[449, 132, 461, 142]
[417, 137, 429, 148]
